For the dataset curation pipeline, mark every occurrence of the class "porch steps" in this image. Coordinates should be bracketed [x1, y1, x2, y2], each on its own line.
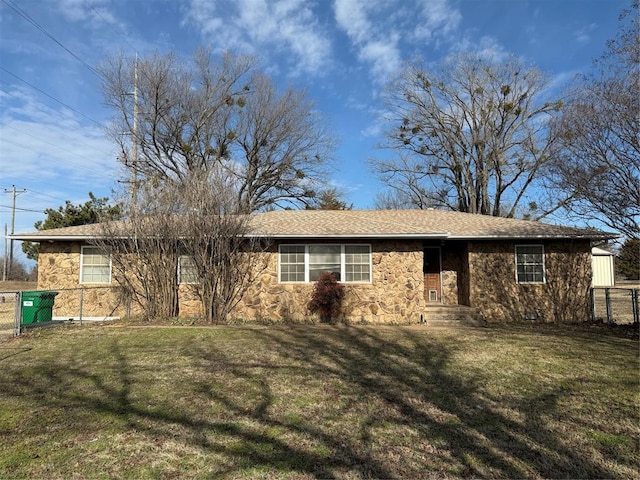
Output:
[421, 305, 487, 327]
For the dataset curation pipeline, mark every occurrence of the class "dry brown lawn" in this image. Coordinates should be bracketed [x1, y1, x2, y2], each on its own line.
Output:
[0, 280, 37, 292]
[0, 323, 637, 479]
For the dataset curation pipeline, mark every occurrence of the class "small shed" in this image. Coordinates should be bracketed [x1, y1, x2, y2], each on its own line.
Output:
[591, 247, 615, 287]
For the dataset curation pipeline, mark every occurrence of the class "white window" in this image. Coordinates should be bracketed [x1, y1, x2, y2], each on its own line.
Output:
[515, 245, 545, 283]
[179, 256, 198, 284]
[345, 245, 371, 282]
[279, 244, 371, 283]
[80, 246, 111, 284]
[280, 245, 306, 282]
[309, 245, 341, 281]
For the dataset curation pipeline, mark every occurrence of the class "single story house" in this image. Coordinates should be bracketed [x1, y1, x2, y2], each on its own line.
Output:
[11, 209, 615, 323]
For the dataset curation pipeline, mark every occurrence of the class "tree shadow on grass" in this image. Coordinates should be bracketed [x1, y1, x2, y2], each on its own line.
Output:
[0, 326, 635, 478]
[238, 326, 626, 478]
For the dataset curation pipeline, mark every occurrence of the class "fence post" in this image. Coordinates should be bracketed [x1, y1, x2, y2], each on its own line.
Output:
[13, 291, 21, 336]
[79, 288, 84, 326]
[604, 288, 612, 324]
[632, 289, 639, 326]
[590, 288, 596, 322]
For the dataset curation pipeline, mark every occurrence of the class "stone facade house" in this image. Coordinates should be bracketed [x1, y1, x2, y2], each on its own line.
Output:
[12, 209, 614, 324]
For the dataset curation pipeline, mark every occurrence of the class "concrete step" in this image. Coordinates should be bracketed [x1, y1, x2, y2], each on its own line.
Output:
[421, 305, 487, 327]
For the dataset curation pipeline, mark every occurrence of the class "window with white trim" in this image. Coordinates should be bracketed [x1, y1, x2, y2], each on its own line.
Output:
[178, 255, 198, 284]
[80, 246, 111, 284]
[345, 245, 370, 282]
[309, 245, 341, 281]
[279, 244, 371, 283]
[280, 245, 305, 282]
[515, 245, 545, 283]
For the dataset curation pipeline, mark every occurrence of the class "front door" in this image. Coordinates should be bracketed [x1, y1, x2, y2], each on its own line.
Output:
[424, 247, 442, 303]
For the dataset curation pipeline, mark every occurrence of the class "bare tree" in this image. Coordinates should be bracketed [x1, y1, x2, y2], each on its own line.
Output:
[177, 172, 269, 323]
[549, 2, 639, 238]
[373, 53, 565, 218]
[101, 49, 333, 212]
[231, 72, 333, 212]
[305, 187, 353, 210]
[372, 189, 416, 210]
[98, 182, 181, 320]
[97, 169, 269, 323]
[0, 256, 36, 282]
[372, 155, 440, 210]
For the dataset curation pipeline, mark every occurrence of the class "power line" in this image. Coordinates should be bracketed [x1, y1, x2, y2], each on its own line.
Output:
[0, 75, 117, 179]
[20, 189, 69, 204]
[2, 123, 107, 159]
[0, 69, 103, 127]
[0, 136, 117, 178]
[1, 0, 102, 79]
[0, 205, 44, 213]
[87, 1, 138, 54]
[0, 181, 114, 205]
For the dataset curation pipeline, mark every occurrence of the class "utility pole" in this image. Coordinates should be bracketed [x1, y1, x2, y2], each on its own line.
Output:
[2, 224, 7, 281]
[3, 185, 27, 279]
[131, 52, 139, 210]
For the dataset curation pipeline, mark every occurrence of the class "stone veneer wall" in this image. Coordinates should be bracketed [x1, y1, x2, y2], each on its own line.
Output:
[468, 240, 592, 322]
[38, 240, 427, 323]
[37, 238, 593, 324]
[232, 240, 426, 324]
[37, 242, 129, 318]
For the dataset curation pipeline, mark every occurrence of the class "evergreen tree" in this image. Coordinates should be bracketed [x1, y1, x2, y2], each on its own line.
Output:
[21, 193, 121, 260]
[617, 239, 640, 281]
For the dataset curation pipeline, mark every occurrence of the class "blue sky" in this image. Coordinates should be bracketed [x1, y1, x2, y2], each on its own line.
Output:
[0, 0, 628, 263]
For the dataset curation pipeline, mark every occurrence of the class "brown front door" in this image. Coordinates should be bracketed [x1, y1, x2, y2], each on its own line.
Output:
[424, 247, 442, 303]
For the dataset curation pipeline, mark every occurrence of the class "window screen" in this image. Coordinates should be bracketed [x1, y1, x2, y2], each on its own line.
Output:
[515, 245, 545, 283]
[80, 247, 111, 284]
[280, 245, 306, 282]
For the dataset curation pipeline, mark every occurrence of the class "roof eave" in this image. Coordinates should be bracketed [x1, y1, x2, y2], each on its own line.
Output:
[249, 233, 450, 239]
[9, 234, 106, 241]
[447, 234, 619, 240]
[10, 232, 617, 242]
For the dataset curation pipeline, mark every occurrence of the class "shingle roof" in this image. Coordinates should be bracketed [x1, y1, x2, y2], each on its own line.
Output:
[11, 209, 615, 241]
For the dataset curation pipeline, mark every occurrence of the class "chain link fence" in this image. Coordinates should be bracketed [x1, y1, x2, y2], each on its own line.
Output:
[0, 292, 20, 340]
[3, 285, 638, 339]
[591, 287, 640, 325]
[0, 287, 130, 339]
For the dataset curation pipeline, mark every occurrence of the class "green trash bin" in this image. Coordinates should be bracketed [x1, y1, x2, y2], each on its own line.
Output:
[21, 291, 59, 324]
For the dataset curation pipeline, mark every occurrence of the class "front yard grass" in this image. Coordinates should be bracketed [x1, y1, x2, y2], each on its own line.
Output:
[0, 323, 637, 479]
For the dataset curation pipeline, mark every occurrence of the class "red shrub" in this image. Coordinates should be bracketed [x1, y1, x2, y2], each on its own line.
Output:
[308, 272, 345, 323]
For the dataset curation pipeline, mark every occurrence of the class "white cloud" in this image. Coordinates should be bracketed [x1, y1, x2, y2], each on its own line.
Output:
[334, 0, 462, 85]
[183, 0, 332, 76]
[359, 36, 401, 82]
[334, 0, 372, 44]
[450, 35, 510, 63]
[414, 0, 462, 41]
[546, 69, 580, 96]
[0, 86, 118, 196]
[55, 0, 116, 25]
[574, 23, 597, 44]
[360, 118, 384, 138]
[333, 0, 402, 85]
